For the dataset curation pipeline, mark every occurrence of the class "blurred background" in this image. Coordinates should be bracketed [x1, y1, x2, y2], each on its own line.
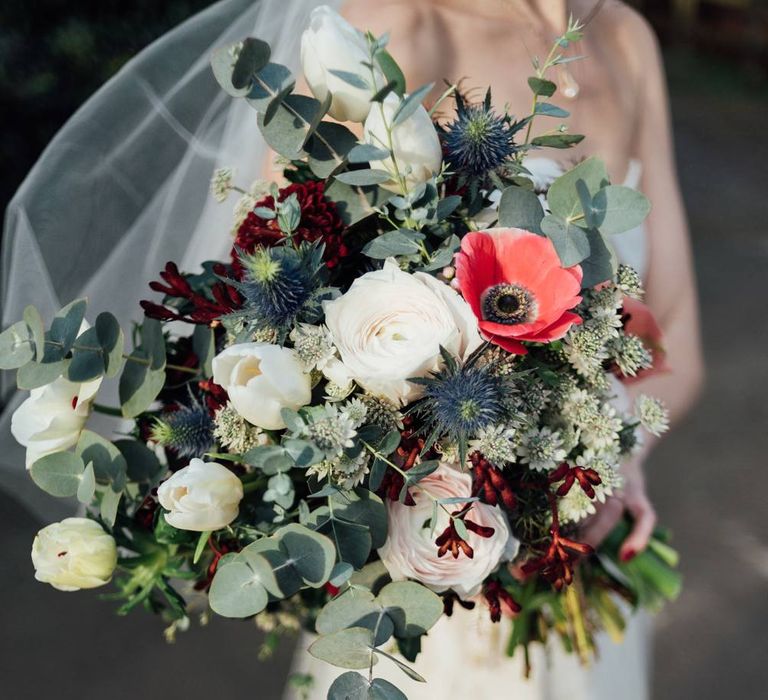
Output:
[0, 0, 766, 698]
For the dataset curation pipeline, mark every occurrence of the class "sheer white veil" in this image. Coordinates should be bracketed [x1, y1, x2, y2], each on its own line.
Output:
[0, 0, 341, 519]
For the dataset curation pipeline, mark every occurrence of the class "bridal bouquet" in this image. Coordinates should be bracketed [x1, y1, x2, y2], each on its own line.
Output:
[1, 6, 680, 698]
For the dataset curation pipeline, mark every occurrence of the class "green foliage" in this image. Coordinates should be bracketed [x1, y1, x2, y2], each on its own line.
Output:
[30, 452, 86, 497]
[498, 187, 545, 233]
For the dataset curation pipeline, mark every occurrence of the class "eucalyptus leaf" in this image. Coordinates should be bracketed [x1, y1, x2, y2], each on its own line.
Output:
[16, 359, 67, 389]
[192, 324, 214, 378]
[246, 61, 295, 115]
[95, 312, 124, 378]
[377, 581, 443, 637]
[534, 102, 569, 118]
[209, 555, 271, 618]
[100, 486, 122, 527]
[30, 452, 85, 497]
[392, 83, 434, 126]
[540, 214, 591, 266]
[324, 179, 386, 226]
[231, 37, 271, 90]
[331, 489, 388, 550]
[547, 157, 609, 223]
[68, 327, 105, 383]
[316, 589, 392, 645]
[590, 185, 651, 236]
[335, 169, 392, 187]
[435, 195, 462, 221]
[23, 306, 45, 361]
[119, 357, 165, 418]
[283, 438, 324, 467]
[210, 44, 251, 97]
[48, 299, 87, 357]
[528, 77, 556, 97]
[348, 143, 391, 164]
[307, 122, 359, 178]
[579, 228, 618, 288]
[76, 462, 96, 504]
[328, 69, 369, 90]
[308, 627, 375, 669]
[257, 94, 321, 160]
[362, 230, 424, 259]
[274, 523, 336, 587]
[0, 321, 34, 370]
[115, 439, 164, 484]
[530, 134, 584, 149]
[76, 430, 127, 490]
[497, 187, 545, 233]
[375, 49, 406, 96]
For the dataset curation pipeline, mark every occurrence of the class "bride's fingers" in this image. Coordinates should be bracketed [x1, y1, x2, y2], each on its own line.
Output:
[579, 497, 624, 548]
[620, 493, 657, 561]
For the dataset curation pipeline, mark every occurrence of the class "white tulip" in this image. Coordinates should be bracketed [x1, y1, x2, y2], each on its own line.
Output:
[300, 5, 382, 123]
[363, 92, 443, 193]
[32, 517, 117, 591]
[212, 343, 312, 430]
[11, 374, 102, 468]
[157, 459, 244, 532]
[323, 259, 482, 405]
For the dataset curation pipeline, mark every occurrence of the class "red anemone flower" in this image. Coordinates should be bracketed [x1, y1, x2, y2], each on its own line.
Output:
[455, 228, 583, 354]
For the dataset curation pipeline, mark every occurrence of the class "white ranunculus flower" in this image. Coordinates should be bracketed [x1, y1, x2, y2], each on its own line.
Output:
[157, 458, 244, 532]
[378, 462, 517, 598]
[364, 93, 443, 193]
[212, 343, 312, 430]
[11, 374, 102, 468]
[300, 5, 382, 123]
[32, 517, 117, 591]
[323, 259, 482, 404]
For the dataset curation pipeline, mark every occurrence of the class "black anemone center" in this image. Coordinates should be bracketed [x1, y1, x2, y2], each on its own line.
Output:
[482, 284, 537, 325]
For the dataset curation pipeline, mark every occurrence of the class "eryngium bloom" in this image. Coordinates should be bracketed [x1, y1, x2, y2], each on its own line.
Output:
[151, 400, 214, 459]
[443, 91, 517, 176]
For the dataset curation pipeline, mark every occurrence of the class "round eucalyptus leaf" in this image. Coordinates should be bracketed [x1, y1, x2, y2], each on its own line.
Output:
[76, 430, 127, 489]
[591, 185, 651, 236]
[376, 581, 443, 638]
[308, 627, 375, 669]
[16, 359, 67, 390]
[209, 555, 272, 618]
[274, 523, 336, 587]
[95, 312, 124, 378]
[47, 299, 87, 356]
[115, 439, 164, 484]
[498, 187, 545, 233]
[369, 678, 408, 700]
[0, 321, 34, 370]
[327, 672, 369, 700]
[331, 490, 388, 550]
[30, 452, 85, 497]
[23, 305, 45, 361]
[68, 327, 105, 382]
[76, 462, 96, 504]
[547, 156, 609, 222]
[316, 589, 379, 635]
[119, 358, 165, 418]
[240, 539, 299, 598]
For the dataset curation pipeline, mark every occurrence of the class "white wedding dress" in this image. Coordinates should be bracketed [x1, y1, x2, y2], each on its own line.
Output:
[284, 159, 651, 700]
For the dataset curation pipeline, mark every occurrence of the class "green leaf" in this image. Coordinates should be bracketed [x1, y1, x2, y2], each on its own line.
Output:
[115, 439, 164, 484]
[16, 359, 67, 389]
[534, 102, 569, 118]
[328, 673, 408, 700]
[308, 627, 375, 669]
[308, 122, 358, 178]
[192, 324, 215, 378]
[241, 538, 302, 598]
[309, 505, 372, 570]
[540, 214, 591, 267]
[392, 83, 434, 127]
[30, 452, 85, 497]
[247, 62, 296, 123]
[348, 144, 391, 164]
[316, 589, 389, 642]
[231, 37, 271, 90]
[528, 77, 556, 97]
[283, 438, 324, 467]
[142, 318, 166, 370]
[209, 555, 272, 618]
[274, 523, 336, 587]
[377, 581, 443, 637]
[119, 355, 165, 418]
[257, 94, 321, 160]
[331, 490, 388, 550]
[368, 457, 388, 492]
[329, 562, 355, 587]
[373, 647, 426, 683]
[0, 321, 34, 370]
[530, 134, 584, 149]
[95, 312, 124, 378]
[68, 326, 105, 382]
[324, 179, 387, 226]
[375, 50, 406, 96]
[243, 444, 294, 474]
[210, 44, 251, 97]
[100, 487, 122, 527]
[23, 306, 45, 361]
[362, 230, 425, 259]
[435, 195, 462, 221]
[335, 169, 391, 187]
[49, 299, 87, 353]
[76, 462, 96, 504]
[547, 157, 609, 223]
[497, 187, 545, 233]
[579, 229, 618, 288]
[76, 430, 127, 490]
[328, 69, 369, 90]
[590, 185, 651, 236]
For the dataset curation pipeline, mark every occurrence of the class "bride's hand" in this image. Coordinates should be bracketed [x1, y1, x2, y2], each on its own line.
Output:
[579, 454, 657, 561]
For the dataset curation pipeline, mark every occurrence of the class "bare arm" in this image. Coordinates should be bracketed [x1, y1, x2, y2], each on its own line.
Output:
[582, 11, 704, 557]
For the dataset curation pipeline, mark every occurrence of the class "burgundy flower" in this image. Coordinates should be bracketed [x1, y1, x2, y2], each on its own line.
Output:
[233, 180, 348, 273]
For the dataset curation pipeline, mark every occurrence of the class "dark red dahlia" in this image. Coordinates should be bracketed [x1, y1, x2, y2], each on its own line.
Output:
[233, 180, 348, 274]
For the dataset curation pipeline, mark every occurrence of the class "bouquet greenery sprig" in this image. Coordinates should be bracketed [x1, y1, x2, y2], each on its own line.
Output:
[0, 6, 680, 698]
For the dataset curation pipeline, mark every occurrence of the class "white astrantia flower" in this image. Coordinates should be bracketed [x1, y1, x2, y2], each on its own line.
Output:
[561, 388, 601, 429]
[341, 398, 369, 429]
[289, 323, 337, 372]
[231, 192, 257, 233]
[157, 459, 244, 532]
[11, 374, 102, 469]
[616, 264, 644, 299]
[635, 395, 670, 436]
[323, 259, 482, 404]
[210, 167, 234, 202]
[608, 334, 653, 377]
[213, 404, 269, 455]
[212, 343, 312, 430]
[32, 518, 117, 591]
[562, 323, 609, 378]
[581, 404, 623, 452]
[517, 426, 567, 472]
[378, 461, 516, 598]
[299, 404, 357, 460]
[470, 424, 518, 467]
[300, 5, 382, 123]
[364, 93, 443, 193]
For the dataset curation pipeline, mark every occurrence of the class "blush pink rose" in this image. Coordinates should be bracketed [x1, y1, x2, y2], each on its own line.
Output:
[378, 461, 518, 598]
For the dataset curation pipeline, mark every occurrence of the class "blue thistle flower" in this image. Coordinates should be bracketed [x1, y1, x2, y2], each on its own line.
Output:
[411, 347, 507, 461]
[443, 90, 518, 176]
[152, 400, 214, 458]
[235, 242, 325, 331]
